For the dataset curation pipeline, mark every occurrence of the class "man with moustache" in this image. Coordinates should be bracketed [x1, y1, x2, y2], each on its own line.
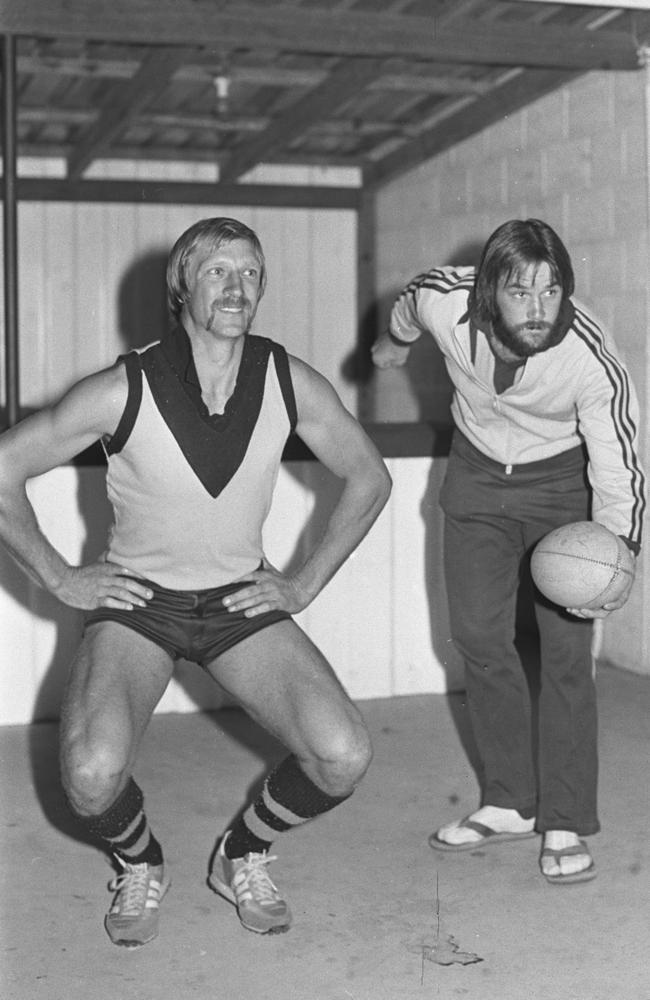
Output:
[372, 219, 644, 886]
[0, 217, 391, 946]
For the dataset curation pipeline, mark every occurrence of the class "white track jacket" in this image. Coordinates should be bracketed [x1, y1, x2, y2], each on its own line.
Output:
[389, 266, 645, 549]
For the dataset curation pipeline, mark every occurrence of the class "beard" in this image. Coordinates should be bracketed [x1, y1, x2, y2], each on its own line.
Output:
[491, 310, 567, 359]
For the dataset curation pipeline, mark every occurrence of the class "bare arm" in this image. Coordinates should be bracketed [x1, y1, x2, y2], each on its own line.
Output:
[224, 356, 392, 616]
[0, 364, 152, 610]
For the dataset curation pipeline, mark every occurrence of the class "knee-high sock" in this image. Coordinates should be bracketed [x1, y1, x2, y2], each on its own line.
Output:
[72, 777, 163, 867]
[224, 755, 351, 859]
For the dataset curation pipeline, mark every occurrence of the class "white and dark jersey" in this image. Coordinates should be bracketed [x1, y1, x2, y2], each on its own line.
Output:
[390, 266, 645, 548]
[103, 329, 297, 589]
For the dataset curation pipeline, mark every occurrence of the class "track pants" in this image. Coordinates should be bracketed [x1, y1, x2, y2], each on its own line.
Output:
[440, 431, 599, 835]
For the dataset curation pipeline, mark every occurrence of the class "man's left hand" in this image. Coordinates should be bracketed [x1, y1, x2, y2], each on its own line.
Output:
[567, 562, 636, 619]
[222, 563, 308, 617]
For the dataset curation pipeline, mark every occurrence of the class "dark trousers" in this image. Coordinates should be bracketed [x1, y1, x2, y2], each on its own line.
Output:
[440, 432, 599, 835]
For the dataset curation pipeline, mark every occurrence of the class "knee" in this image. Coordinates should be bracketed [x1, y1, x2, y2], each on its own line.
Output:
[339, 721, 373, 785]
[60, 735, 130, 816]
[308, 719, 373, 796]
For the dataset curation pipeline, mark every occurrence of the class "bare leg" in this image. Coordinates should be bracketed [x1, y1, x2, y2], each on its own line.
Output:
[205, 619, 371, 934]
[59, 623, 176, 947]
[60, 622, 174, 816]
[206, 619, 372, 797]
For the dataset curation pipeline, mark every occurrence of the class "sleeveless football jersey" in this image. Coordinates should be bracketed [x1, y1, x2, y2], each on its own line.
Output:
[103, 330, 297, 589]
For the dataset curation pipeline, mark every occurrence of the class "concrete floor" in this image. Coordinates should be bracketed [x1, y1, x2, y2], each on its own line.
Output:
[1, 662, 648, 1000]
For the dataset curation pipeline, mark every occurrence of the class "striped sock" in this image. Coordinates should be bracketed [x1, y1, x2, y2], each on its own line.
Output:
[74, 778, 164, 867]
[224, 755, 351, 859]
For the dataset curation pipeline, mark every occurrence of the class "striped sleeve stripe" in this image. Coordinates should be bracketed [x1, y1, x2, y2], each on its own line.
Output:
[573, 308, 646, 544]
[399, 267, 474, 308]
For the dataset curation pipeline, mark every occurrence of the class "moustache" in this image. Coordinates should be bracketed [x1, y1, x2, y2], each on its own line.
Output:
[518, 321, 551, 333]
[214, 298, 248, 309]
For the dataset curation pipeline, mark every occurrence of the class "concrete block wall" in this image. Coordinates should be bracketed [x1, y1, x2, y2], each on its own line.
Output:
[373, 67, 650, 676]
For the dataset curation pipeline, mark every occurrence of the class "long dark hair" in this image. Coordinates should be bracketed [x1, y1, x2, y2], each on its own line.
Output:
[470, 219, 574, 324]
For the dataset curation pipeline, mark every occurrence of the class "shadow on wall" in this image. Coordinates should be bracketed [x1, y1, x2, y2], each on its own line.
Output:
[355, 238, 542, 775]
[415, 243, 484, 750]
[339, 238, 542, 771]
[343, 240, 485, 423]
[117, 248, 173, 350]
[339, 242, 486, 702]
[25, 250, 173, 725]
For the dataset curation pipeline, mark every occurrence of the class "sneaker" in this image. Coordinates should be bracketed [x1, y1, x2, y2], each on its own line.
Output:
[208, 832, 292, 935]
[105, 859, 170, 948]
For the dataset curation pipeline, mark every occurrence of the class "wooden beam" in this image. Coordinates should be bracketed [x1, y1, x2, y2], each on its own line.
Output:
[218, 58, 385, 184]
[17, 143, 363, 170]
[2, 35, 20, 427]
[517, 0, 650, 9]
[16, 177, 361, 210]
[374, 73, 490, 96]
[67, 46, 192, 179]
[363, 68, 582, 189]
[19, 106, 414, 137]
[356, 190, 378, 423]
[1, 1, 641, 70]
[17, 54, 492, 96]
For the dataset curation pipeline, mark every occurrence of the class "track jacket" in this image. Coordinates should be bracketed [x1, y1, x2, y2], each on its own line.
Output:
[389, 266, 645, 549]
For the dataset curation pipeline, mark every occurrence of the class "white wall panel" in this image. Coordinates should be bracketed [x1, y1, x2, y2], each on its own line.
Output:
[1, 159, 369, 724]
[310, 212, 358, 414]
[275, 461, 396, 701]
[389, 458, 463, 695]
[0, 460, 464, 725]
[10, 161, 358, 414]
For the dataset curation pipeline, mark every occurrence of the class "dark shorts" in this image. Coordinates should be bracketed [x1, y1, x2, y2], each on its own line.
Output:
[84, 577, 292, 666]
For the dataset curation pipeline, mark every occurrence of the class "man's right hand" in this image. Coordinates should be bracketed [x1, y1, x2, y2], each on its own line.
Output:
[53, 561, 153, 611]
[371, 331, 411, 369]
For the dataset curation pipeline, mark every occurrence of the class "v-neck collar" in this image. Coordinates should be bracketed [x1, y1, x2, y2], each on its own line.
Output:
[160, 325, 252, 426]
[141, 332, 274, 497]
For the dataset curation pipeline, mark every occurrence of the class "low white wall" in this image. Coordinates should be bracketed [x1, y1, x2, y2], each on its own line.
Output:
[0, 458, 464, 725]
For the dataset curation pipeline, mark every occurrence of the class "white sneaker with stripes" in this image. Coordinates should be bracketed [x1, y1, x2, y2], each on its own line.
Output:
[105, 859, 170, 948]
[209, 832, 291, 934]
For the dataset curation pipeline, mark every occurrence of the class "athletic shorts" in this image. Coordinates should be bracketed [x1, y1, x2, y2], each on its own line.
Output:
[84, 576, 291, 666]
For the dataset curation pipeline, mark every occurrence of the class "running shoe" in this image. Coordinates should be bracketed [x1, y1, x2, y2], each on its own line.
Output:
[208, 832, 291, 934]
[105, 859, 170, 948]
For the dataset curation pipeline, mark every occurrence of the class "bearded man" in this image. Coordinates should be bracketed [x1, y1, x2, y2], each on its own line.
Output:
[372, 218, 645, 886]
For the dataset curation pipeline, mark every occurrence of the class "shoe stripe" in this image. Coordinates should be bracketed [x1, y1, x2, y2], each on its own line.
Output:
[211, 855, 291, 932]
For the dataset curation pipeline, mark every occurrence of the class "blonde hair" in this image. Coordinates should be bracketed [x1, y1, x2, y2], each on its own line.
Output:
[166, 217, 267, 319]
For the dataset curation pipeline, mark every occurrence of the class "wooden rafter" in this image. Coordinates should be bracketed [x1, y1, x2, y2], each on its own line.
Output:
[218, 58, 385, 184]
[16, 177, 360, 209]
[67, 46, 193, 179]
[16, 54, 492, 97]
[517, 0, 650, 9]
[1, 1, 641, 70]
[5, 2, 650, 191]
[20, 106, 422, 140]
[363, 67, 581, 189]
